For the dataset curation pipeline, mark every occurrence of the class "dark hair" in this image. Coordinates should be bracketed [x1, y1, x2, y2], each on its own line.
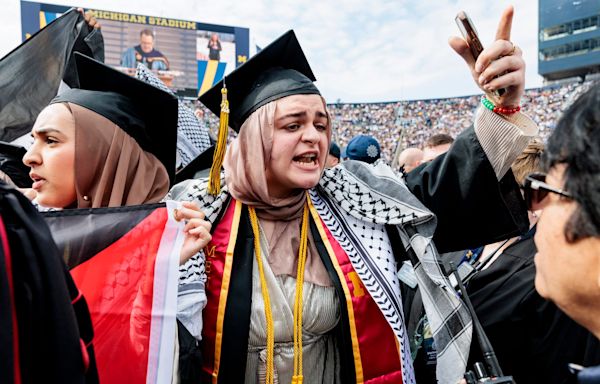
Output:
[425, 133, 454, 148]
[543, 83, 600, 242]
[329, 142, 341, 159]
[140, 29, 154, 38]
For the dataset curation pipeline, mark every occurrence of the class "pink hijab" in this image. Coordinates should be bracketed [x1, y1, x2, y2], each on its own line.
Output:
[223, 97, 332, 286]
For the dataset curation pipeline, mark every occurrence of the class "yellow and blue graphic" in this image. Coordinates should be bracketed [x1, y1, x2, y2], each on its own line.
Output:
[197, 60, 227, 96]
[38, 10, 61, 29]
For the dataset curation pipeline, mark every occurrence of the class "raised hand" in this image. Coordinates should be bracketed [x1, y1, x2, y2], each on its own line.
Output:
[449, 6, 525, 108]
[78, 8, 101, 30]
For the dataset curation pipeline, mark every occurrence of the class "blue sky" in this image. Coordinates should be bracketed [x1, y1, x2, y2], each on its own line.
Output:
[0, 0, 541, 103]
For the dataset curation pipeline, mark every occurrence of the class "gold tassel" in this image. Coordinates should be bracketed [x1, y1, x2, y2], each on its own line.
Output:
[208, 83, 230, 195]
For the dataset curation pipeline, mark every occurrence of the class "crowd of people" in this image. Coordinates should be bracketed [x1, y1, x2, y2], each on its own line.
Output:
[329, 80, 595, 162]
[190, 80, 595, 164]
[2, 6, 600, 384]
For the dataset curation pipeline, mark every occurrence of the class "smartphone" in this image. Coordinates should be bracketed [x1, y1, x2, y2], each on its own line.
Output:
[455, 11, 505, 96]
[455, 11, 484, 60]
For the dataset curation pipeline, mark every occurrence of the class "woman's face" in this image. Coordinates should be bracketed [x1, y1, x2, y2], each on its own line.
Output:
[534, 164, 600, 317]
[266, 94, 330, 198]
[23, 103, 77, 208]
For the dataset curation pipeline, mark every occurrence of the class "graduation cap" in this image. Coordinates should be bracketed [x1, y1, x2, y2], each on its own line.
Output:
[0, 141, 30, 188]
[51, 53, 179, 184]
[198, 30, 320, 194]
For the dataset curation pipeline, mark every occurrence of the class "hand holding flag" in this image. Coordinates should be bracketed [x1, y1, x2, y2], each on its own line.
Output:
[175, 201, 212, 265]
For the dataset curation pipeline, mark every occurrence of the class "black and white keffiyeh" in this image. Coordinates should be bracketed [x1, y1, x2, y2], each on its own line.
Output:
[320, 160, 472, 384]
[170, 161, 472, 383]
[134, 64, 212, 169]
[308, 188, 416, 383]
[168, 176, 228, 339]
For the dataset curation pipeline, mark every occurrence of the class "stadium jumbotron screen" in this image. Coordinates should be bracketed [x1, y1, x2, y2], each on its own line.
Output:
[20, 0, 250, 98]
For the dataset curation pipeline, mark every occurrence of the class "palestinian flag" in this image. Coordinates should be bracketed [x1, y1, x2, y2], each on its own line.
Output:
[43, 202, 184, 384]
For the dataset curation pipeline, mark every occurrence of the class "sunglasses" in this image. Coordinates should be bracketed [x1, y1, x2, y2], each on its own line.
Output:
[522, 172, 572, 210]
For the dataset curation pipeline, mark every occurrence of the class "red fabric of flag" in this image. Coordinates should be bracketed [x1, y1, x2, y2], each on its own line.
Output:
[71, 208, 167, 384]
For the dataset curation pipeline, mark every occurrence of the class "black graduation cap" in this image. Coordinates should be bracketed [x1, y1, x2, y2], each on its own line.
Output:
[199, 30, 320, 132]
[51, 53, 179, 184]
[175, 145, 215, 184]
[198, 30, 320, 194]
[0, 141, 30, 188]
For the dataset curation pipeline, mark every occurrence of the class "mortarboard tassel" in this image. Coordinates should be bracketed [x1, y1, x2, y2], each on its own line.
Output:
[207, 82, 229, 195]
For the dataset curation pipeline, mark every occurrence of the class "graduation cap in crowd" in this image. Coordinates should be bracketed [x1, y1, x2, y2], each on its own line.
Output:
[52, 53, 179, 184]
[0, 141, 30, 188]
[198, 30, 320, 194]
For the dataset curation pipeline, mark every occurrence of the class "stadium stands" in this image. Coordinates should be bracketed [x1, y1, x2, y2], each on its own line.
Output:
[187, 79, 595, 164]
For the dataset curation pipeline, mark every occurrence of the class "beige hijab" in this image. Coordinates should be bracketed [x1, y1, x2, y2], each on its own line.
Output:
[223, 98, 332, 286]
[68, 103, 170, 208]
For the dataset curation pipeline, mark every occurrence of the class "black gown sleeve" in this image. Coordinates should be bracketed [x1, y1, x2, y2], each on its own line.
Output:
[405, 126, 529, 253]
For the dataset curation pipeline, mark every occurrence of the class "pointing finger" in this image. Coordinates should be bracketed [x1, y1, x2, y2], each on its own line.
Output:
[495, 5, 514, 42]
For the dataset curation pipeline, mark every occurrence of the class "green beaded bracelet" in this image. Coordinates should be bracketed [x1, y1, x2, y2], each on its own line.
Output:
[481, 96, 521, 115]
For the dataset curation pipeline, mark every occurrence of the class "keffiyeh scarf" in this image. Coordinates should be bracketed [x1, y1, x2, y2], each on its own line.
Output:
[135, 64, 211, 168]
[171, 160, 472, 384]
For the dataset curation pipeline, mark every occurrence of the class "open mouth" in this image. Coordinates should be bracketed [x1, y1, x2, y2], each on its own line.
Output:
[293, 153, 318, 166]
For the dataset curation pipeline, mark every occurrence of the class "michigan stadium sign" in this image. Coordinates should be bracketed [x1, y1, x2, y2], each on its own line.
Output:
[21, 1, 250, 97]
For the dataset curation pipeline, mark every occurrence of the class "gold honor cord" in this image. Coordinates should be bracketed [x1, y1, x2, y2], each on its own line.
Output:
[248, 194, 309, 384]
[292, 200, 309, 384]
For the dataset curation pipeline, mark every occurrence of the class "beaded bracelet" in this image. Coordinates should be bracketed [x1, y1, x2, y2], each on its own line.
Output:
[481, 96, 521, 115]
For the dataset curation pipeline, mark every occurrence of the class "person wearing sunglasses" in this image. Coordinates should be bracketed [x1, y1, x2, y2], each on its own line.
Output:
[531, 84, 600, 383]
[522, 172, 572, 211]
[455, 139, 600, 383]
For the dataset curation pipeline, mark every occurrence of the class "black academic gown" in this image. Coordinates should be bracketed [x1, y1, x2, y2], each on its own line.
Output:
[399, 126, 529, 383]
[406, 126, 528, 252]
[0, 183, 98, 384]
[178, 125, 531, 383]
[466, 228, 600, 384]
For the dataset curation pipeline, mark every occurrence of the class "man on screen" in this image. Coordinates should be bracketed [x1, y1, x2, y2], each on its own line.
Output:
[121, 29, 169, 70]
